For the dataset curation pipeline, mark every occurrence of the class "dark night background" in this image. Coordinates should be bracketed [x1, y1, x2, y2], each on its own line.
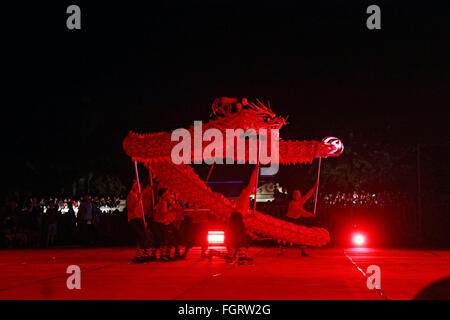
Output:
[2, 1, 449, 201]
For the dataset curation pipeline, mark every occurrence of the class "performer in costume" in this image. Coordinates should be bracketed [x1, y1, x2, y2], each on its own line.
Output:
[152, 189, 179, 261]
[127, 181, 153, 263]
[285, 184, 318, 221]
[175, 214, 194, 260]
[235, 166, 259, 216]
[141, 184, 157, 261]
[192, 208, 209, 260]
[165, 194, 183, 260]
[283, 182, 319, 256]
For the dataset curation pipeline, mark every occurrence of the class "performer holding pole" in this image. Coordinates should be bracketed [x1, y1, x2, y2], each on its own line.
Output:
[127, 180, 154, 263]
[285, 157, 321, 221]
[134, 161, 146, 227]
[282, 160, 320, 256]
[126, 161, 154, 263]
[236, 166, 259, 216]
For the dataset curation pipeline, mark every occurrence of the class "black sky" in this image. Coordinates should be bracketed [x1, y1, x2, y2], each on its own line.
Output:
[2, 1, 449, 194]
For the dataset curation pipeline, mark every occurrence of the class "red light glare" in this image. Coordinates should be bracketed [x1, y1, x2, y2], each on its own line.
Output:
[353, 234, 366, 246]
[208, 231, 225, 245]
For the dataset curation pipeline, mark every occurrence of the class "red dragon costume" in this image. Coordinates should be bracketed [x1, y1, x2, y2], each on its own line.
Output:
[123, 97, 343, 247]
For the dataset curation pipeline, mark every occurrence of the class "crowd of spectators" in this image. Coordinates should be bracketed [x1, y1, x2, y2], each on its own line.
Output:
[319, 191, 413, 206]
[271, 188, 414, 207]
[260, 189, 416, 224]
[0, 192, 127, 249]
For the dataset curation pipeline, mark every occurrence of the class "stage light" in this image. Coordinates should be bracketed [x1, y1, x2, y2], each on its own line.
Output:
[208, 231, 225, 245]
[352, 233, 366, 246]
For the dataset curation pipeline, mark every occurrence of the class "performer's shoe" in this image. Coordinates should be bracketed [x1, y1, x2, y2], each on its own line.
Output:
[173, 247, 183, 260]
[141, 250, 157, 262]
[301, 248, 308, 256]
[236, 248, 249, 263]
[236, 255, 247, 265]
[132, 257, 140, 263]
[207, 250, 215, 262]
[179, 252, 187, 260]
[159, 247, 173, 261]
[132, 255, 145, 263]
[180, 248, 190, 260]
[132, 249, 144, 263]
[198, 251, 207, 261]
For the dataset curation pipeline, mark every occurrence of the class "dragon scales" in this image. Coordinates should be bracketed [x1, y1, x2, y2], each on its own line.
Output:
[123, 98, 343, 247]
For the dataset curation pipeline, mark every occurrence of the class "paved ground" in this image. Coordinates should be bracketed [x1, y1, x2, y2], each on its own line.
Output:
[0, 247, 448, 299]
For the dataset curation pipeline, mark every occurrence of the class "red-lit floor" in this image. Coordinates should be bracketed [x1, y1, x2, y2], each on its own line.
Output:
[0, 247, 448, 300]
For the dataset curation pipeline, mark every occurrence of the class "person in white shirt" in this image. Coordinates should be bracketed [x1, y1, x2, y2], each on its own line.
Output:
[285, 183, 318, 220]
[283, 183, 319, 256]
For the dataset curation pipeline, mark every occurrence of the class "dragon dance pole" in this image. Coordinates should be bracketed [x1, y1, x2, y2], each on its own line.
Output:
[253, 163, 260, 215]
[313, 157, 322, 217]
[149, 168, 155, 209]
[205, 161, 216, 185]
[253, 137, 261, 215]
[134, 161, 147, 227]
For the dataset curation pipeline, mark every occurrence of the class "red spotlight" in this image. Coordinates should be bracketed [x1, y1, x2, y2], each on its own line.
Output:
[352, 233, 366, 246]
[208, 231, 225, 245]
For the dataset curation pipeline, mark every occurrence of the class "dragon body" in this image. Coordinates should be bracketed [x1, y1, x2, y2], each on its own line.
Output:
[123, 98, 343, 247]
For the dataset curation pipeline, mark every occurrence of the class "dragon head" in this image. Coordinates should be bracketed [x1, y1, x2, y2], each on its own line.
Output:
[210, 97, 287, 131]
